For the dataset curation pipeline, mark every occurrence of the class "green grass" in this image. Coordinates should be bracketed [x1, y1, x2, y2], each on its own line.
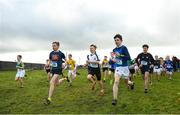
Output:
[0, 69, 180, 114]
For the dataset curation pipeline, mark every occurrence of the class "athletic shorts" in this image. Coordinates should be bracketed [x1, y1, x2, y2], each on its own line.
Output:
[149, 67, 154, 73]
[140, 65, 150, 75]
[153, 68, 161, 74]
[50, 69, 62, 76]
[88, 67, 101, 81]
[102, 67, 108, 72]
[166, 69, 173, 75]
[166, 68, 173, 72]
[115, 66, 129, 79]
[16, 69, 25, 78]
[109, 68, 115, 73]
[46, 69, 50, 74]
[68, 70, 76, 77]
[166, 71, 173, 75]
[129, 69, 135, 74]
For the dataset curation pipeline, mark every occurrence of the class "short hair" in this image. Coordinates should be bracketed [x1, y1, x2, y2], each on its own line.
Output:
[114, 34, 122, 41]
[17, 55, 22, 59]
[52, 41, 60, 46]
[90, 44, 97, 49]
[142, 44, 149, 48]
[68, 54, 72, 57]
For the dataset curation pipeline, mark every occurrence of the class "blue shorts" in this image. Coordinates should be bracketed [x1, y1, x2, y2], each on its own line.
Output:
[166, 68, 173, 72]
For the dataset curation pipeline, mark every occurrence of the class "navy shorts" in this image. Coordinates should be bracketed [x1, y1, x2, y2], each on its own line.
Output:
[129, 69, 135, 74]
[149, 67, 154, 74]
[102, 67, 108, 72]
[166, 68, 173, 72]
[109, 68, 115, 73]
[51, 69, 62, 76]
[46, 69, 50, 74]
[140, 66, 150, 75]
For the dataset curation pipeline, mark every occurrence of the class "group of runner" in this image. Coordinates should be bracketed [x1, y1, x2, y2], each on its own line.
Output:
[14, 34, 179, 106]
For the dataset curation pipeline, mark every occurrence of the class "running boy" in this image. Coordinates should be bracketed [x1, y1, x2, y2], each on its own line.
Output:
[102, 56, 109, 82]
[85, 44, 104, 96]
[44, 59, 51, 81]
[136, 44, 154, 93]
[65, 54, 77, 86]
[15, 55, 25, 88]
[112, 34, 134, 105]
[108, 52, 116, 85]
[164, 56, 173, 80]
[153, 55, 161, 81]
[44, 41, 68, 105]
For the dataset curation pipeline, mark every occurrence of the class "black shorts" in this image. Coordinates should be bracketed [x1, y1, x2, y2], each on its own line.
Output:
[129, 69, 135, 74]
[149, 67, 154, 74]
[50, 69, 62, 76]
[140, 66, 150, 75]
[102, 67, 108, 72]
[109, 68, 115, 73]
[46, 69, 50, 74]
[88, 67, 101, 81]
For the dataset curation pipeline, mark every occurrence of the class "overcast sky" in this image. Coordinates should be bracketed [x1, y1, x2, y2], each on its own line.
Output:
[0, 0, 179, 63]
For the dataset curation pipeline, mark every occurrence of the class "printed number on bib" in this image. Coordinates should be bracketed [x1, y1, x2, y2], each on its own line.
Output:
[117, 59, 123, 65]
[51, 62, 58, 67]
[141, 61, 148, 66]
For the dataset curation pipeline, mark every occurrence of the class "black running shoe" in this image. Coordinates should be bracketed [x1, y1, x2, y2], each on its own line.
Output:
[131, 82, 135, 90]
[144, 89, 148, 93]
[76, 72, 80, 75]
[44, 98, 51, 105]
[112, 99, 117, 105]
[66, 77, 70, 82]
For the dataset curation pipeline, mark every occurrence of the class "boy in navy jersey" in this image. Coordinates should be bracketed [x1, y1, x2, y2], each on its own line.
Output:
[108, 52, 116, 85]
[136, 44, 154, 93]
[164, 56, 173, 79]
[44, 42, 68, 105]
[153, 55, 161, 82]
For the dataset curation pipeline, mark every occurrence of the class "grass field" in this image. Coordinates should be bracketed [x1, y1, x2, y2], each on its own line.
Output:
[0, 69, 180, 114]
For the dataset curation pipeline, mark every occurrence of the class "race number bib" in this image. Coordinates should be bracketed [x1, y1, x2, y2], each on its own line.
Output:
[167, 65, 171, 68]
[141, 61, 148, 66]
[154, 66, 158, 69]
[51, 61, 58, 67]
[117, 59, 123, 65]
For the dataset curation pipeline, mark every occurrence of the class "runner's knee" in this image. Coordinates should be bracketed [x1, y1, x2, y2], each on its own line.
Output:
[114, 80, 119, 86]
[87, 75, 92, 80]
